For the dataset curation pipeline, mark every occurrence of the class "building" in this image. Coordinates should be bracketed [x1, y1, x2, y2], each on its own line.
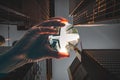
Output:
[68, 0, 120, 80]
[0, 0, 54, 80]
[69, 0, 120, 24]
[68, 49, 120, 80]
[0, 0, 120, 80]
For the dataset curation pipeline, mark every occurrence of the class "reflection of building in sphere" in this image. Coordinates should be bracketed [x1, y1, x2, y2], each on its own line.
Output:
[0, 35, 5, 45]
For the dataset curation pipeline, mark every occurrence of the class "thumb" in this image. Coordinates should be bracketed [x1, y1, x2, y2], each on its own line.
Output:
[50, 50, 70, 59]
[58, 51, 70, 58]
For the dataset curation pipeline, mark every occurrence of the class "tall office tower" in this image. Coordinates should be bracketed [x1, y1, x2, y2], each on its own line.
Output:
[68, 49, 120, 80]
[68, 0, 120, 80]
[69, 0, 120, 24]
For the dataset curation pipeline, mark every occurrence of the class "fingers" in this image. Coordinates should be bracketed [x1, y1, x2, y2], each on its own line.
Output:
[31, 50, 70, 62]
[44, 44, 69, 58]
[58, 52, 70, 58]
[38, 20, 65, 27]
[39, 27, 58, 35]
[49, 50, 70, 59]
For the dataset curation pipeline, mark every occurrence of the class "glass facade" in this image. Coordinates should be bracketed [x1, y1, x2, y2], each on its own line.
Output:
[68, 49, 120, 80]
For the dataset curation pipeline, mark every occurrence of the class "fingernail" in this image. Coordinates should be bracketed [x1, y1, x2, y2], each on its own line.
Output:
[58, 52, 70, 57]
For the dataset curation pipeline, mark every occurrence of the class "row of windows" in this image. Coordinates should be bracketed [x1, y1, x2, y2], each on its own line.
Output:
[69, 0, 120, 24]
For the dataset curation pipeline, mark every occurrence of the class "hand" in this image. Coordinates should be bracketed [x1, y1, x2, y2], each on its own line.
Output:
[15, 26, 69, 62]
[0, 17, 70, 73]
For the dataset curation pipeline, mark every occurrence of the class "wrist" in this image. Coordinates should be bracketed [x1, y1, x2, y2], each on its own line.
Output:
[0, 52, 28, 73]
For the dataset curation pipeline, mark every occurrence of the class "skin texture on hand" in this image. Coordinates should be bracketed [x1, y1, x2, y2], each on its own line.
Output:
[0, 17, 70, 73]
[0, 26, 69, 73]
